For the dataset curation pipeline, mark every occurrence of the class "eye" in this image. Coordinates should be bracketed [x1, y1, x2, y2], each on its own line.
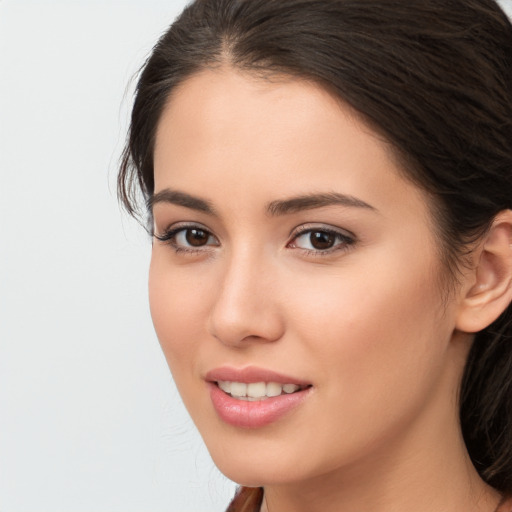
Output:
[288, 226, 355, 254]
[154, 224, 219, 252]
[175, 227, 214, 247]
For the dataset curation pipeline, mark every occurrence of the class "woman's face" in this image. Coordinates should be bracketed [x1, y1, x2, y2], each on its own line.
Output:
[150, 69, 465, 486]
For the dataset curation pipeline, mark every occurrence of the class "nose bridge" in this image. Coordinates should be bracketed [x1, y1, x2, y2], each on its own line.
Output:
[208, 243, 283, 346]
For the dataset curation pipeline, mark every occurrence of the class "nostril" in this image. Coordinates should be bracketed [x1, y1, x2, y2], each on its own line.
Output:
[208, 310, 285, 347]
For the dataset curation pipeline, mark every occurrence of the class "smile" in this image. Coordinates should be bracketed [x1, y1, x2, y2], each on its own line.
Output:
[217, 381, 306, 400]
[206, 367, 312, 428]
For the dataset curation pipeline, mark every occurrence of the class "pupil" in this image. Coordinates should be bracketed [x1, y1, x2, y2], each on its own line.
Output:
[310, 231, 335, 250]
[186, 229, 209, 246]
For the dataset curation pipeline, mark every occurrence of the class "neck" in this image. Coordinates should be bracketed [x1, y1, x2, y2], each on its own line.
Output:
[261, 436, 500, 512]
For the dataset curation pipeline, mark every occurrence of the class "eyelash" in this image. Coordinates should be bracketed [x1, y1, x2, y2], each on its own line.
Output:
[287, 225, 356, 256]
[153, 223, 356, 257]
[153, 223, 219, 254]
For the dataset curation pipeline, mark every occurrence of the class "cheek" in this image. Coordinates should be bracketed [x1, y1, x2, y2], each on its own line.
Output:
[268, 259, 455, 470]
[283, 251, 450, 400]
[148, 252, 206, 375]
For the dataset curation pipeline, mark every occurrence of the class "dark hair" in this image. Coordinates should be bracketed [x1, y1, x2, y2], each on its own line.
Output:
[119, 0, 512, 494]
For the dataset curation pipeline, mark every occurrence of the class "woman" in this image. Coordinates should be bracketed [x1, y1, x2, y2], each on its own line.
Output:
[119, 0, 512, 510]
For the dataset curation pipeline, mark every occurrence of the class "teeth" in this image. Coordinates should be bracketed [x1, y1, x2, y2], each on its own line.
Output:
[218, 381, 231, 393]
[283, 384, 300, 394]
[247, 382, 266, 398]
[230, 382, 247, 397]
[217, 381, 304, 400]
[266, 382, 282, 397]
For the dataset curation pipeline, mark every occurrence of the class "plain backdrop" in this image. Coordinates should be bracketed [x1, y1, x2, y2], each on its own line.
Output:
[0, 1, 235, 511]
[1, 1, 511, 511]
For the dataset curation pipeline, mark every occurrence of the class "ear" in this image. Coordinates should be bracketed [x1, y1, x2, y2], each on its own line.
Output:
[456, 210, 512, 333]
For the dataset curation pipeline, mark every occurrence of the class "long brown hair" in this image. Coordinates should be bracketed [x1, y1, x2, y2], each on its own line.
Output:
[119, 0, 512, 494]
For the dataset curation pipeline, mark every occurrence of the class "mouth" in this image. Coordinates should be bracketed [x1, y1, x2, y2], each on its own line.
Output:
[205, 367, 313, 428]
[216, 380, 310, 401]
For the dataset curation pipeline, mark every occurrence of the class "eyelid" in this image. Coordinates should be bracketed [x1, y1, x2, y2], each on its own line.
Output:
[289, 223, 356, 241]
[153, 222, 219, 251]
[154, 221, 212, 238]
[287, 223, 356, 254]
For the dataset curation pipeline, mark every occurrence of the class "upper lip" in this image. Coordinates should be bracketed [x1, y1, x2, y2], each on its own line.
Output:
[205, 366, 311, 386]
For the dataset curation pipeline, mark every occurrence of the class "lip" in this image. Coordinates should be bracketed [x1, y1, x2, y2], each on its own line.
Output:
[205, 366, 311, 386]
[205, 366, 312, 428]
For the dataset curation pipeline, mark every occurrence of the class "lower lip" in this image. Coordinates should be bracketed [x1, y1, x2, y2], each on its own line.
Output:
[208, 382, 311, 428]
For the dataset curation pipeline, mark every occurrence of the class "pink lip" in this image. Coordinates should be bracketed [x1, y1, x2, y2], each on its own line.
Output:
[205, 366, 310, 385]
[205, 366, 312, 429]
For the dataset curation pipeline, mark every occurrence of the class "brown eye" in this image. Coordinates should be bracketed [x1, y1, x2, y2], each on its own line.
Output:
[289, 227, 355, 254]
[309, 231, 336, 250]
[154, 225, 219, 251]
[185, 228, 210, 247]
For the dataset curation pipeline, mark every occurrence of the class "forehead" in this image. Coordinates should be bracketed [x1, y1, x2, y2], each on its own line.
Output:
[153, 67, 430, 222]
[154, 68, 354, 164]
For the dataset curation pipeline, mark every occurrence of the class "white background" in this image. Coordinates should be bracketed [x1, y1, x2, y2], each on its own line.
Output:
[1, 1, 511, 511]
[0, 1, 235, 511]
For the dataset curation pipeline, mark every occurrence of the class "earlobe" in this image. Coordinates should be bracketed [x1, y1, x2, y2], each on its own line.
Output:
[456, 210, 512, 333]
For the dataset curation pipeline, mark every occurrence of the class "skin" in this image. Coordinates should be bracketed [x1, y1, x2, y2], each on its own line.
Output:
[149, 68, 503, 512]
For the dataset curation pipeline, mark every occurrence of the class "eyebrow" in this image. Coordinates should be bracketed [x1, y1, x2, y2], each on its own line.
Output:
[266, 192, 376, 216]
[148, 189, 376, 216]
[148, 189, 217, 215]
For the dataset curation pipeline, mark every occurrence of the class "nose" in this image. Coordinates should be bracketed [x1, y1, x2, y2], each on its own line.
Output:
[207, 250, 285, 347]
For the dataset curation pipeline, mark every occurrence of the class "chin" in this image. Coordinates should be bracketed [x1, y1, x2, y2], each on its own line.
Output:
[213, 457, 299, 488]
[200, 427, 325, 488]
